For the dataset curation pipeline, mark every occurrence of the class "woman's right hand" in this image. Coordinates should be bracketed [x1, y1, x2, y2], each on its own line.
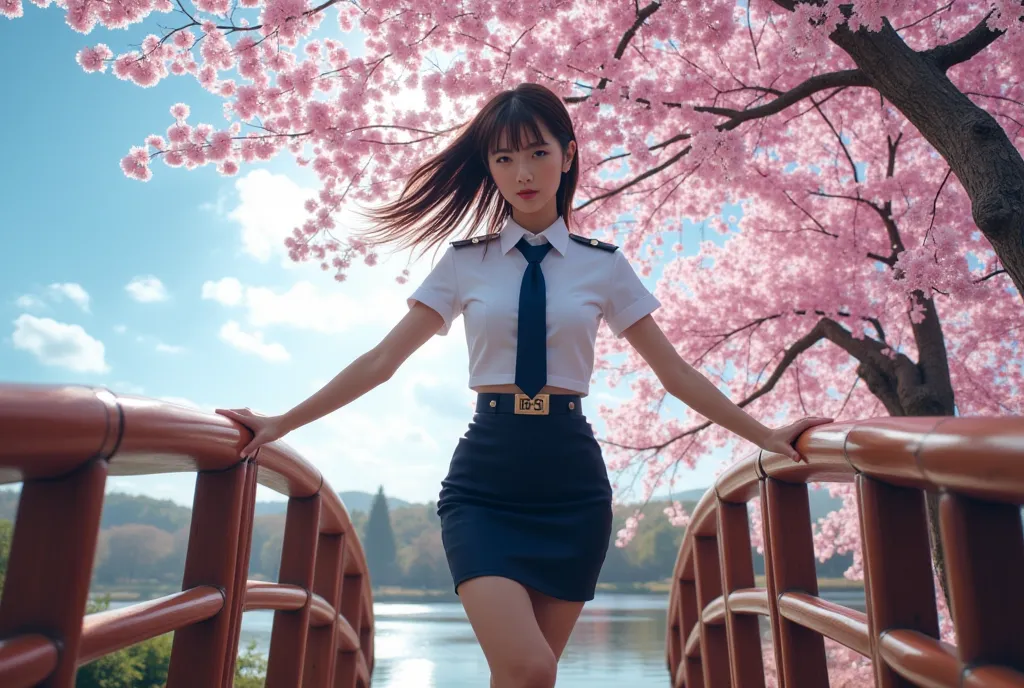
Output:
[216, 407, 289, 459]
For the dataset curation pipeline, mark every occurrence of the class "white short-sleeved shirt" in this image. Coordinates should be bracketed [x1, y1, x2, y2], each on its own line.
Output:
[407, 214, 660, 396]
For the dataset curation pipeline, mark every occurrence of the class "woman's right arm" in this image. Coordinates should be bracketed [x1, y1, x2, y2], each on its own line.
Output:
[218, 301, 444, 457]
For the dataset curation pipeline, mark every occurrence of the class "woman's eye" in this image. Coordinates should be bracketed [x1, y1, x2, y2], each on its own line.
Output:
[534, 150, 547, 157]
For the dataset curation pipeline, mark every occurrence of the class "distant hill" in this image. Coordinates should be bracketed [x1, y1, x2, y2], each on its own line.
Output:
[0, 488, 412, 528]
[0, 484, 838, 529]
[665, 485, 843, 522]
[254, 491, 411, 516]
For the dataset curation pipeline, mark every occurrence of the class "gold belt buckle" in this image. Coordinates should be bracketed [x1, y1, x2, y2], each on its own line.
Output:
[514, 393, 550, 415]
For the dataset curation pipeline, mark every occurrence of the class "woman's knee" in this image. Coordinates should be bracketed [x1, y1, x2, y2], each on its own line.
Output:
[495, 648, 557, 688]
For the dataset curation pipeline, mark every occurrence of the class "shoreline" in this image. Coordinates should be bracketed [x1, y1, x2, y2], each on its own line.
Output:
[91, 576, 864, 604]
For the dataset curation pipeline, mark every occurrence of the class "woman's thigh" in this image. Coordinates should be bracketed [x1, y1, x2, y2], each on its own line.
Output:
[526, 586, 585, 659]
[458, 576, 558, 686]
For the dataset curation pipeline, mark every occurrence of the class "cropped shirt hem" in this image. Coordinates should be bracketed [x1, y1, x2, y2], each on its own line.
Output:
[469, 373, 590, 396]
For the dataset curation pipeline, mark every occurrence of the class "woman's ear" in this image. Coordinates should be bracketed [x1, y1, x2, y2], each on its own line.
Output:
[563, 140, 576, 172]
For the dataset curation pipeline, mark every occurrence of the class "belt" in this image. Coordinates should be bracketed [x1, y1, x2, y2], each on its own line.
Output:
[475, 393, 583, 416]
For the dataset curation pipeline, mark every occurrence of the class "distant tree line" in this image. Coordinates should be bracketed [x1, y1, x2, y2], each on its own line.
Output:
[357, 486, 854, 590]
[0, 486, 853, 597]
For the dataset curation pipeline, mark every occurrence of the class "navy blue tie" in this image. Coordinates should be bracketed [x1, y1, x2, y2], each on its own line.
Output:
[514, 237, 553, 398]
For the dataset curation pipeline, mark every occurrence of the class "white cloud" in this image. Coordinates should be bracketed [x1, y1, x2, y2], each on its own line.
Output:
[227, 170, 318, 262]
[15, 283, 91, 312]
[12, 314, 110, 373]
[218, 320, 289, 362]
[202, 278, 405, 334]
[156, 342, 185, 354]
[201, 277, 243, 306]
[113, 324, 127, 334]
[47, 283, 91, 312]
[125, 276, 169, 303]
[15, 294, 45, 310]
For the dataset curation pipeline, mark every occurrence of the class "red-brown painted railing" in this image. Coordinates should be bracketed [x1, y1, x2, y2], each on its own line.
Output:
[0, 384, 375, 688]
[665, 417, 1024, 687]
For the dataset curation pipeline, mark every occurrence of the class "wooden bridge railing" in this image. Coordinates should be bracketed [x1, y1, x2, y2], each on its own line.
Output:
[0, 383, 375, 688]
[665, 416, 1024, 688]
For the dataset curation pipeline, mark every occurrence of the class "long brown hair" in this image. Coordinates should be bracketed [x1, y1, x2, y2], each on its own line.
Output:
[353, 82, 579, 257]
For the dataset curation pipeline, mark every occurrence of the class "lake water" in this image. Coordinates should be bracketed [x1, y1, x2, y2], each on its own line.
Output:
[226, 590, 864, 687]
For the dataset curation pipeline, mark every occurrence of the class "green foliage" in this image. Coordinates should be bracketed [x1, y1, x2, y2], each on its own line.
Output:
[0, 518, 11, 597]
[235, 640, 268, 688]
[364, 486, 401, 586]
[99, 493, 192, 532]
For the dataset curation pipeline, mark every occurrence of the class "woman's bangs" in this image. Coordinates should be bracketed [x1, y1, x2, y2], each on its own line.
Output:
[483, 105, 546, 156]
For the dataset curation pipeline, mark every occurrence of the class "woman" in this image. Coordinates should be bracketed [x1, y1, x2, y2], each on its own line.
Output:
[217, 83, 830, 688]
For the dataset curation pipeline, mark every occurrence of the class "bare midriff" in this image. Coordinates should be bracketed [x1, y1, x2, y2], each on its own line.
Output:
[473, 383, 585, 397]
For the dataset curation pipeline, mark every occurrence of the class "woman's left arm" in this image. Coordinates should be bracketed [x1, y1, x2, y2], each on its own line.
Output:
[622, 315, 831, 462]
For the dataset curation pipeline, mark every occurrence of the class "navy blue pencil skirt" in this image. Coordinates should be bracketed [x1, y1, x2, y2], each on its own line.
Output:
[436, 409, 613, 602]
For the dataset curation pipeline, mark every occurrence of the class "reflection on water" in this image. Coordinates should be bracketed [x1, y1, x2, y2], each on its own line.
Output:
[234, 591, 865, 687]
[106, 591, 864, 686]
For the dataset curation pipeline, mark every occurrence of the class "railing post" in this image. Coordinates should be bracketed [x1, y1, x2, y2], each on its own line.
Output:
[303, 531, 346, 687]
[764, 478, 828, 686]
[939, 493, 1024, 674]
[858, 475, 939, 687]
[717, 499, 765, 687]
[224, 459, 259, 685]
[334, 573, 364, 688]
[678, 579, 704, 688]
[694, 533, 731, 686]
[758, 479, 785, 688]
[266, 494, 321, 686]
[166, 461, 252, 687]
[0, 459, 107, 687]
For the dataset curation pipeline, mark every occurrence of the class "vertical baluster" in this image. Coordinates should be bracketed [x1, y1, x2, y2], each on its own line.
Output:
[764, 477, 828, 686]
[679, 579, 704, 688]
[694, 533, 731, 686]
[0, 460, 107, 687]
[334, 573, 364, 688]
[304, 531, 346, 687]
[267, 494, 321, 686]
[667, 591, 682, 687]
[758, 479, 785, 688]
[359, 603, 373, 679]
[857, 475, 938, 687]
[717, 499, 765, 687]
[939, 492, 1024, 675]
[167, 461, 250, 687]
[222, 459, 259, 686]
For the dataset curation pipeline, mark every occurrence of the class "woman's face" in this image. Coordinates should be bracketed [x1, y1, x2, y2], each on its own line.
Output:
[487, 119, 575, 218]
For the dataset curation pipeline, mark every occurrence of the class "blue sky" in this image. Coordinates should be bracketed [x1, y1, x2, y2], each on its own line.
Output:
[1, 8, 732, 506]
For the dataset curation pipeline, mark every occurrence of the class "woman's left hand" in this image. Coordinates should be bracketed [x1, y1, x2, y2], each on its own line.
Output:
[760, 417, 833, 463]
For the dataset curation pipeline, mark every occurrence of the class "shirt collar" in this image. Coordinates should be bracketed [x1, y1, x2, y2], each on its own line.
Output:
[499, 215, 570, 256]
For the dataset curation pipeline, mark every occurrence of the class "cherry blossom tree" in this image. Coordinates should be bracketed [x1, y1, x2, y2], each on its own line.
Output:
[3, 0, 1020, 291]
[6, 0, 1022, 682]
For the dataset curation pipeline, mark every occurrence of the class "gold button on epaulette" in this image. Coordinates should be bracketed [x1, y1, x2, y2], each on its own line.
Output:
[451, 233, 500, 249]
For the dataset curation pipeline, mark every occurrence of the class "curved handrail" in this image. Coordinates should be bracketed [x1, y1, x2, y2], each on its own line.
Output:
[0, 383, 375, 688]
[665, 415, 1024, 687]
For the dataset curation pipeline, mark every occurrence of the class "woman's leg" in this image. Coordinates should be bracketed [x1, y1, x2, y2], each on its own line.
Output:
[525, 586, 585, 660]
[458, 576, 558, 688]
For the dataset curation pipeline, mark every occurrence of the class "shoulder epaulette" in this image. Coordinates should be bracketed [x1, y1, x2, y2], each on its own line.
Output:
[451, 233, 500, 248]
[569, 233, 618, 252]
